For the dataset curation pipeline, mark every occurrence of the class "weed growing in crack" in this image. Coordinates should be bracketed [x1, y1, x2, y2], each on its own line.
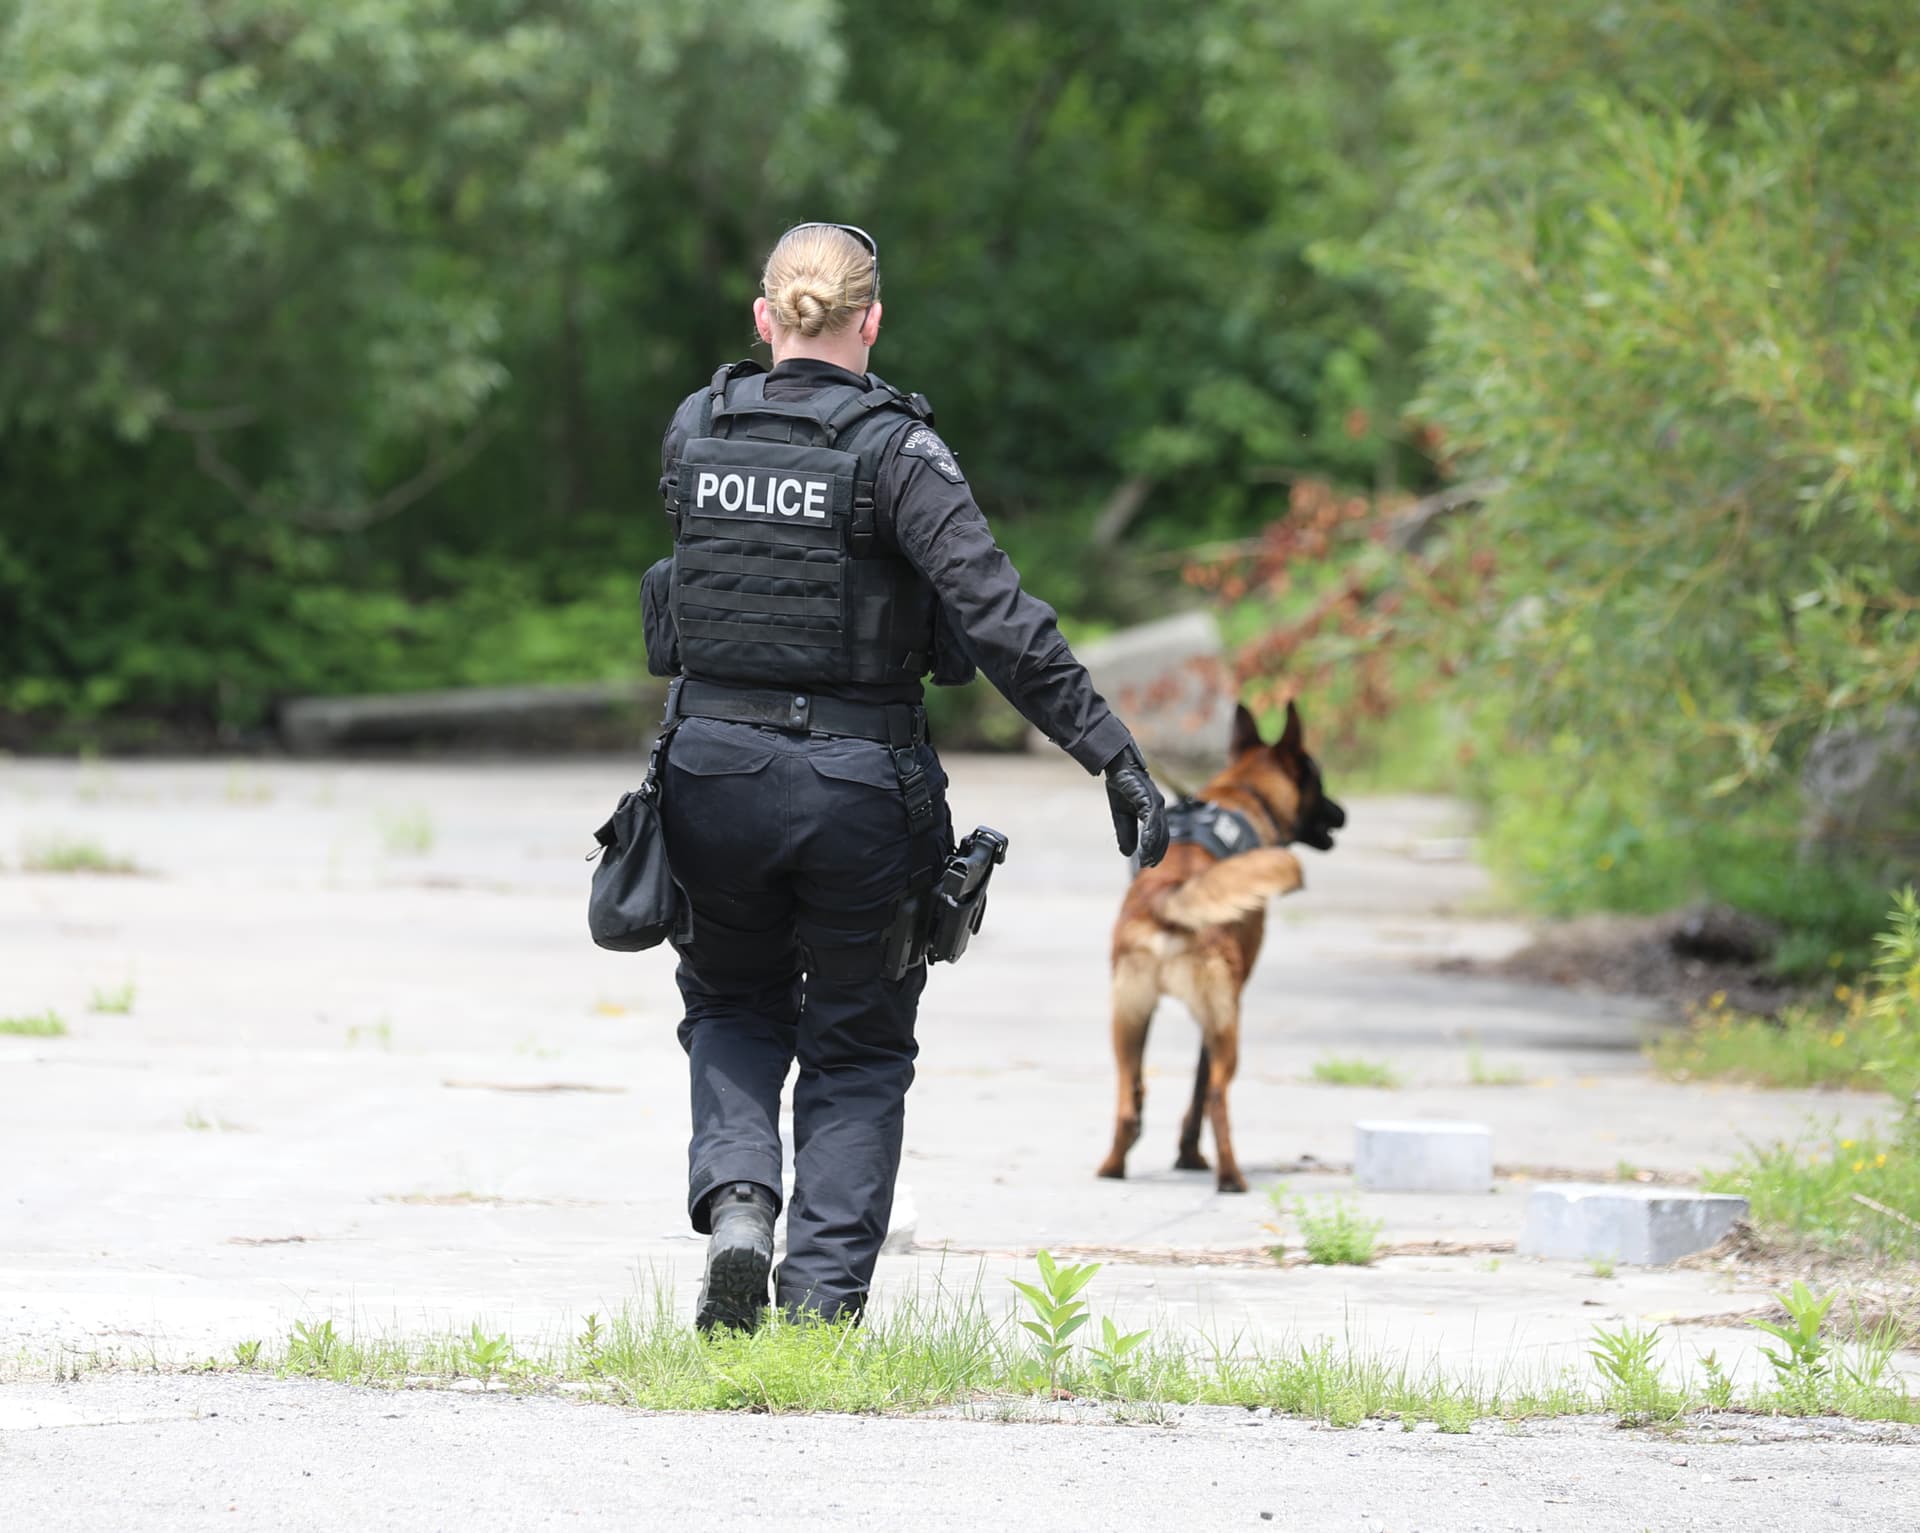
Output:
[0, 1011, 68, 1038]
[1465, 1039, 1525, 1086]
[168, 1277, 1917, 1427]
[1010, 1250, 1099, 1396]
[458, 1324, 516, 1383]
[88, 981, 136, 1014]
[1588, 1324, 1683, 1426]
[1749, 1280, 1833, 1413]
[19, 836, 141, 875]
[286, 1319, 340, 1375]
[1310, 1056, 1401, 1089]
[1282, 1192, 1383, 1266]
[375, 808, 435, 857]
[1697, 1350, 1734, 1410]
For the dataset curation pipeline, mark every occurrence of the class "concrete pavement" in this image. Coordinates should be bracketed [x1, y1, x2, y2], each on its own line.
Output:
[3, 1373, 1914, 1532]
[0, 752, 1907, 1399]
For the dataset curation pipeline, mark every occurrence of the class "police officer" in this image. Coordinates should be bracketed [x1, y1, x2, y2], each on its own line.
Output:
[644, 222, 1168, 1331]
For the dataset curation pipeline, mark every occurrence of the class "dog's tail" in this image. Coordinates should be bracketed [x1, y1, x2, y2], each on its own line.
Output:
[1152, 849, 1305, 930]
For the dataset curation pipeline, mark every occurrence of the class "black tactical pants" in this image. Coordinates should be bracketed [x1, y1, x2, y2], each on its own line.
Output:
[659, 716, 948, 1321]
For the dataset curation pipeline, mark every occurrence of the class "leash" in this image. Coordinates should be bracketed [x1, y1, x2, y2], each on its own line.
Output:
[1139, 746, 1201, 803]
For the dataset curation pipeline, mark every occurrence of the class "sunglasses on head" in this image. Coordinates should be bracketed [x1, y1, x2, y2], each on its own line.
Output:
[786, 221, 879, 293]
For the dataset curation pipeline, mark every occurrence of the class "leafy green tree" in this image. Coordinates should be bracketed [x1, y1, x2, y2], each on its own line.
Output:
[1387, 0, 1920, 902]
[0, 0, 1423, 731]
[0, 0, 849, 723]
[843, 0, 1422, 563]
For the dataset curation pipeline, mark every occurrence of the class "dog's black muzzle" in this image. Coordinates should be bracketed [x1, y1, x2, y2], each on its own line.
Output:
[1299, 795, 1347, 852]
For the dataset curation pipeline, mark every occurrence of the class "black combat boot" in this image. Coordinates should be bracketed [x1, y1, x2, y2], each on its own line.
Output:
[694, 1181, 777, 1334]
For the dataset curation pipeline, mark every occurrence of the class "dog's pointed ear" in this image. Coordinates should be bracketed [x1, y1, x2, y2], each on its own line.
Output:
[1276, 699, 1305, 758]
[1229, 703, 1264, 757]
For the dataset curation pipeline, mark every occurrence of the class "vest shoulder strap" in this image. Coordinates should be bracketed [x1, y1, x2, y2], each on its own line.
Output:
[699, 359, 766, 437]
[869, 373, 934, 423]
[816, 376, 926, 440]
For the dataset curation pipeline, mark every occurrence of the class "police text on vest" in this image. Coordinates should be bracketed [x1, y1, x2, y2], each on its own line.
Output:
[694, 470, 829, 520]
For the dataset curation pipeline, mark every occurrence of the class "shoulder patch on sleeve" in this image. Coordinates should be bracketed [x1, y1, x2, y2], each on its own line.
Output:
[899, 425, 965, 485]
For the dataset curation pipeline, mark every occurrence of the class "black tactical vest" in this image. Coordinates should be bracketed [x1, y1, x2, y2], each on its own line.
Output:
[661, 361, 938, 690]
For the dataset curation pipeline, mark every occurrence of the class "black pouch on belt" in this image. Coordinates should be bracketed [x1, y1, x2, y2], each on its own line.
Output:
[639, 556, 681, 679]
[586, 682, 689, 952]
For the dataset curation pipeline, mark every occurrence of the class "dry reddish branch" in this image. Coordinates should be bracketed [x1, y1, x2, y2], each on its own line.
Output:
[1179, 478, 1498, 752]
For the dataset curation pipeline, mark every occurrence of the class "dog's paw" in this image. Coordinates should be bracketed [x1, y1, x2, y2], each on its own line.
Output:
[1173, 1148, 1211, 1172]
[1215, 1172, 1250, 1195]
[1095, 1160, 1128, 1181]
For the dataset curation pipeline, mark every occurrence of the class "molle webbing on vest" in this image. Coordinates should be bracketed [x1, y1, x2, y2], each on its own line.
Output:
[668, 363, 936, 690]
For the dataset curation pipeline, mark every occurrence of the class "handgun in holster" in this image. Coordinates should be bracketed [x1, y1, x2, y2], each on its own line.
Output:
[880, 826, 1009, 981]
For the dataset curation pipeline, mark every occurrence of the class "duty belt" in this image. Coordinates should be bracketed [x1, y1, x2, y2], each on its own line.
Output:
[671, 679, 937, 838]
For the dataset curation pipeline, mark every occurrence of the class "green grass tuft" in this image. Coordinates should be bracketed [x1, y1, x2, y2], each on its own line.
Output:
[88, 981, 136, 1015]
[1465, 1038, 1526, 1086]
[1309, 1056, 1401, 1089]
[375, 808, 435, 857]
[1705, 1125, 1919, 1260]
[19, 836, 140, 875]
[1284, 1193, 1384, 1266]
[0, 1011, 68, 1038]
[1648, 996, 1887, 1091]
[1680, 894, 1920, 1259]
[170, 1279, 1918, 1428]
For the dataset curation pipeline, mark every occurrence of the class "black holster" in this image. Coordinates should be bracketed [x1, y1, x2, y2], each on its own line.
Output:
[880, 826, 1008, 981]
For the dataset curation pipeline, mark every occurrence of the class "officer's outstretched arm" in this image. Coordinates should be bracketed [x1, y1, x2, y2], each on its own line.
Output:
[884, 435, 1168, 866]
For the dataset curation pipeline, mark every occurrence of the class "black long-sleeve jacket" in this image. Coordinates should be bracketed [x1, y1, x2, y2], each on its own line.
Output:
[654, 357, 1131, 774]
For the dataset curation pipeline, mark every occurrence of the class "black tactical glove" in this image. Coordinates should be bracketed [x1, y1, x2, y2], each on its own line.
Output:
[1103, 744, 1169, 868]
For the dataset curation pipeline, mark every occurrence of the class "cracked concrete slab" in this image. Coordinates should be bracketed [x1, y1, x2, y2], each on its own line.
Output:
[0, 754, 1904, 1400]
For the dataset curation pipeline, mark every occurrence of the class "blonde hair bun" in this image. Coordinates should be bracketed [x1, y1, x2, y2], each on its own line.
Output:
[770, 278, 838, 338]
[762, 225, 876, 339]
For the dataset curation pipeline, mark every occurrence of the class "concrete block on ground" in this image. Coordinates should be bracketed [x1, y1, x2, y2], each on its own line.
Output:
[1519, 1183, 1748, 1266]
[1354, 1119, 1493, 1194]
[1033, 610, 1234, 768]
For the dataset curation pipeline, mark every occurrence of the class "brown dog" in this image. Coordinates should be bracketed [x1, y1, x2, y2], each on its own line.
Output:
[1096, 701, 1345, 1193]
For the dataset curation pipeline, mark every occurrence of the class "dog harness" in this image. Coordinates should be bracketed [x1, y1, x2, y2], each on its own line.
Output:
[1164, 798, 1262, 861]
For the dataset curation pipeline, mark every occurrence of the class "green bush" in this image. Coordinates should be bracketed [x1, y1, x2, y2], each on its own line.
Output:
[1693, 892, 1920, 1256]
[1476, 746, 1896, 971]
[1383, 1, 1920, 926]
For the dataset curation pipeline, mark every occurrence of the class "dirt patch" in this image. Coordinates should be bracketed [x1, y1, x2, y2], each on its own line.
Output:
[1439, 903, 1803, 1017]
[1670, 1223, 1920, 1348]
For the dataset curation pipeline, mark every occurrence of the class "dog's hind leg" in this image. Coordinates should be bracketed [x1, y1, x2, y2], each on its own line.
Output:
[1174, 1046, 1211, 1171]
[1095, 956, 1158, 1180]
[1193, 971, 1248, 1194]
